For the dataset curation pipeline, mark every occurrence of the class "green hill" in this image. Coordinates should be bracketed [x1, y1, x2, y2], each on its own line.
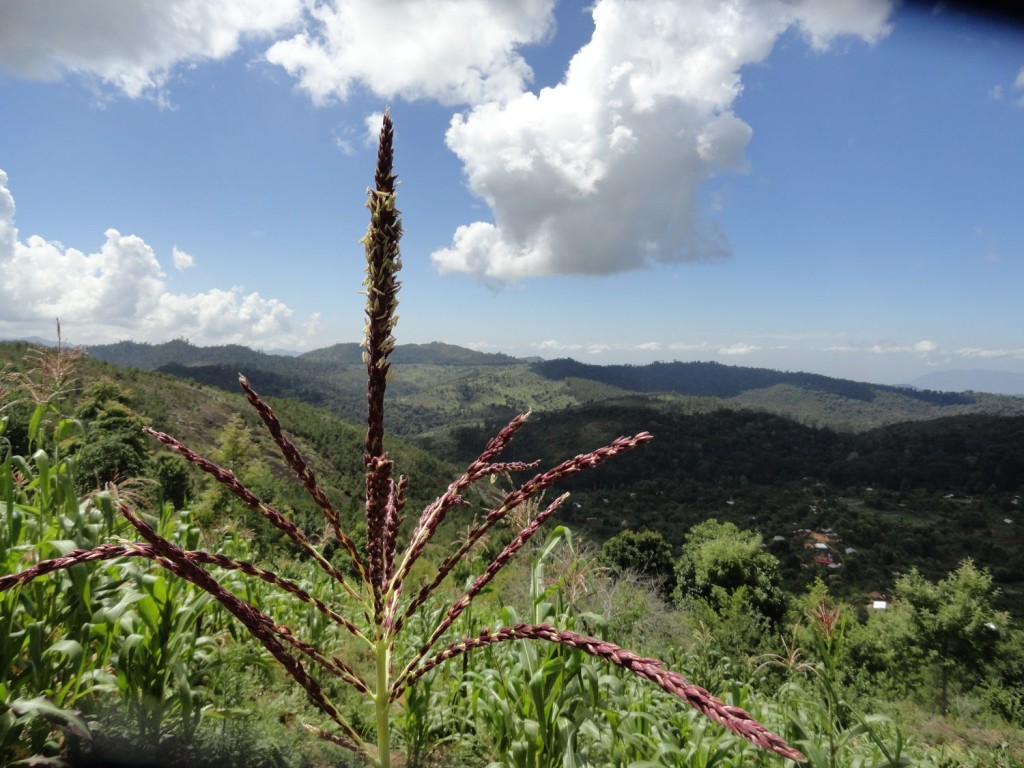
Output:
[84, 339, 1024, 439]
[44, 338, 1024, 609]
[0, 340, 456, 534]
[300, 340, 521, 365]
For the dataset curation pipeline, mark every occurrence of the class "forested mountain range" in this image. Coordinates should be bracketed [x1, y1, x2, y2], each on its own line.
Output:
[85, 339, 1024, 435]
[910, 368, 1024, 396]
[55, 339, 1024, 611]
[451, 404, 1024, 601]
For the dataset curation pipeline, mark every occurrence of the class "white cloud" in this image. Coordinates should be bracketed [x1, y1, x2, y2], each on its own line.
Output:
[529, 339, 678, 356]
[787, 0, 892, 50]
[955, 347, 1024, 360]
[535, 339, 567, 350]
[172, 246, 196, 270]
[669, 342, 712, 353]
[992, 67, 1024, 108]
[826, 339, 939, 355]
[1013, 66, 1024, 109]
[0, 0, 897, 325]
[0, 171, 15, 259]
[0, 169, 313, 348]
[0, 0, 302, 101]
[433, 0, 893, 283]
[719, 343, 761, 356]
[145, 288, 298, 344]
[333, 131, 355, 156]
[364, 111, 387, 147]
[0, 0, 557, 107]
[265, 0, 556, 106]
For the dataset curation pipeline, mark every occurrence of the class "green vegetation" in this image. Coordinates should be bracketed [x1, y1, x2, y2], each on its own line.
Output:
[675, 519, 787, 629]
[85, 341, 1024, 440]
[4, 343, 1024, 765]
[450, 404, 1024, 614]
[3, 391, 1022, 765]
[3, 116, 1024, 768]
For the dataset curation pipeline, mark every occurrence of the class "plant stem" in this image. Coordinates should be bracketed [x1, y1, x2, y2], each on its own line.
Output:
[375, 637, 392, 768]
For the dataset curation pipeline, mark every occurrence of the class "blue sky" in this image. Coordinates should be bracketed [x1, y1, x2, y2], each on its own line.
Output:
[0, 0, 1021, 386]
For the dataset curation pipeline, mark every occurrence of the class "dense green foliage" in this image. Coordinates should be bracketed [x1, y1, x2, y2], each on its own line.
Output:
[452, 404, 1024, 613]
[599, 529, 676, 597]
[531, 358, 975, 406]
[674, 520, 787, 626]
[3, 342, 1024, 766]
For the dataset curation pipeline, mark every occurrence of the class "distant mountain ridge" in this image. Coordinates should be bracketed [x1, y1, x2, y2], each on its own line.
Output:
[532, 358, 973, 406]
[7, 337, 1024, 616]
[84, 338, 279, 369]
[299, 341, 521, 366]
[81, 339, 1024, 434]
[85, 338, 519, 369]
[910, 369, 1024, 397]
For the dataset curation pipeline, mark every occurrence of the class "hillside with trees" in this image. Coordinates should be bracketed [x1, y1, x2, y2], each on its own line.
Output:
[56, 338, 1024, 610]
[84, 339, 1024, 437]
[450, 403, 1024, 610]
[3, 336, 1023, 767]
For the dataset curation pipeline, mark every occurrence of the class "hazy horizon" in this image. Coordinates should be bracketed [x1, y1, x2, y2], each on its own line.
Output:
[2, 1, 1022, 387]
[8, 331, 1024, 395]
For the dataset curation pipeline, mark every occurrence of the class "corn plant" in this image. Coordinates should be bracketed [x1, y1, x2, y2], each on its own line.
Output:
[768, 603, 912, 768]
[463, 528, 604, 768]
[0, 415, 111, 760]
[0, 413, 231, 763]
[0, 112, 804, 766]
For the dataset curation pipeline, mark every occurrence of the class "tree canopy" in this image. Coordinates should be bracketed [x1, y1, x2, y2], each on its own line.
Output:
[674, 519, 787, 626]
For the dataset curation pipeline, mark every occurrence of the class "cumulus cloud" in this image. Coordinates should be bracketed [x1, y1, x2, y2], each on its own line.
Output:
[787, 0, 892, 50]
[266, 0, 556, 105]
[0, 0, 302, 100]
[172, 246, 195, 270]
[433, 0, 893, 283]
[0, 0, 557, 106]
[0, 170, 313, 348]
[0, 0, 894, 297]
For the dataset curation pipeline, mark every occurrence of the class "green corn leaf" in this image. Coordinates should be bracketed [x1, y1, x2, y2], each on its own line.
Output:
[9, 696, 91, 740]
[42, 639, 82, 664]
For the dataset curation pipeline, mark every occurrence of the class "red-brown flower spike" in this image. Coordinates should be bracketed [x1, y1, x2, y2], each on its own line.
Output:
[362, 109, 402, 614]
